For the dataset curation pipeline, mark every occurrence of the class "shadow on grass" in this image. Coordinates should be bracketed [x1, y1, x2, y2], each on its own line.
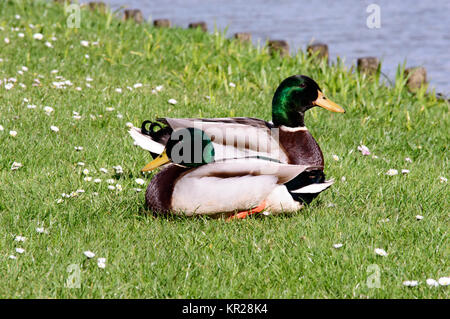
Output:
[133, 197, 325, 223]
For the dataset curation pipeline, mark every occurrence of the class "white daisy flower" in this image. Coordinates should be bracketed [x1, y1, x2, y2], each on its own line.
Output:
[438, 277, 450, 286]
[100, 168, 108, 174]
[4, 37, 10, 44]
[135, 178, 145, 185]
[415, 215, 423, 220]
[333, 243, 343, 249]
[9, 255, 17, 260]
[108, 185, 116, 190]
[133, 188, 142, 192]
[74, 146, 83, 151]
[83, 251, 95, 258]
[0, 125, 3, 131]
[80, 40, 89, 47]
[332, 154, 339, 161]
[133, 83, 143, 89]
[229, 82, 236, 88]
[11, 162, 22, 170]
[45, 41, 53, 48]
[403, 280, 419, 287]
[50, 125, 59, 132]
[33, 33, 43, 40]
[97, 258, 106, 269]
[439, 176, 447, 183]
[155, 85, 163, 92]
[15, 235, 26, 242]
[106, 107, 114, 112]
[5, 83, 14, 90]
[36, 227, 48, 234]
[9, 130, 17, 137]
[115, 88, 122, 93]
[94, 178, 102, 183]
[401, 169, 410, 174]
[113, 165, 123, 174]
[86, 76, 93, 82]
[44, 106, 54, 114]
[84, 176, 92, 182]
[106, 179, 115, 184]
[168, 99, 177, 105]
[82, 169, 89, 175]
[426, 279, 439, 287]
[357, 145, 370, 156]
[386, 169, 398, 176]
[18, 33, 24, 38]
[126, 122, 133, 128]
[15, 248, 25, 254]
[405, 157, 412, 163]
[374, 248, 388, 257]
[56, 198, 64, 204]
[116, 184, 123, 191]
[77, 162, 85, 166]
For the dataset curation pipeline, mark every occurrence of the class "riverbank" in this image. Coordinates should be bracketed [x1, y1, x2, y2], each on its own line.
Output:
[0, 0, 448, 298]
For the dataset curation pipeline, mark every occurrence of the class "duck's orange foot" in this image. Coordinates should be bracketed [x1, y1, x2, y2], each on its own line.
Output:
[226, 200, 267, 221]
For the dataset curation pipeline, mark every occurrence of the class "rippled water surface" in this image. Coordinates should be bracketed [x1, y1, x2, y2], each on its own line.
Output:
[97, 0, 450, 94]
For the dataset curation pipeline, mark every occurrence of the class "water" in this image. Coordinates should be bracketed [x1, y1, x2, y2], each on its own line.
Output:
[97, 0, 450, 94]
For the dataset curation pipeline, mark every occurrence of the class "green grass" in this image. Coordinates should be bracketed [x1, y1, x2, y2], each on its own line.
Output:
[0, 0, 448, 298]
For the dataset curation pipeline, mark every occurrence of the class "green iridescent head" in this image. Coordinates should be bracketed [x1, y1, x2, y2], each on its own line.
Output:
[272, 75, 345, 127]
[142, 128, 215, 172]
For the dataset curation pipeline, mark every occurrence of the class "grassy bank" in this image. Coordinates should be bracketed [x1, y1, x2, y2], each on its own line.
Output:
[0, 0, 448, 298]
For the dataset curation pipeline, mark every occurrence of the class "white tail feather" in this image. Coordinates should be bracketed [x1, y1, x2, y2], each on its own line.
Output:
[290, 179, 334, 194]
[128, 127, 165, 154]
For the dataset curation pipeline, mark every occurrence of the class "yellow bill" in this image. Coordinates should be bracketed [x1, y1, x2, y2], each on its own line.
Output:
[313, 91, 345, 113]
[142, 150, 170, 172]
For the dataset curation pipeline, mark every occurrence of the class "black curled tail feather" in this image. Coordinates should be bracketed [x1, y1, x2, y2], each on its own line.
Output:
[141, 120, 162, 138]
[140, 120, 172, 158]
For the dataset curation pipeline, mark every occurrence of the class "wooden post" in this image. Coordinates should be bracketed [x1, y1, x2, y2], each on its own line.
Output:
[88, 2, 106, 13]
[357, 57, 380, 75]
[234, 32, 251, 43]
[153, 19, 171, 28]
[124, 9, 143, 24]
[188, 22, 207, 32]
[307, 43, 329, 63]
[268, 40, 290, 57]
[404, 67, 427, 92]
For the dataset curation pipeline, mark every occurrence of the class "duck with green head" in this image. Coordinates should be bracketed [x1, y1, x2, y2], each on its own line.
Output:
[130, 75, 345, 218]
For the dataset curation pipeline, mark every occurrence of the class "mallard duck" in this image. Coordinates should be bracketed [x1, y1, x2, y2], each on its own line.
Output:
[130, 75, 345, 218]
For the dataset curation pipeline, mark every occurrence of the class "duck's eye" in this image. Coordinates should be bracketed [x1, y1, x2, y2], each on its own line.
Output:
[299, 83, 306, 88]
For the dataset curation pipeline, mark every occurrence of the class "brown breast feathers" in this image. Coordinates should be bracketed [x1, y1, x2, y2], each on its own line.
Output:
[279, 128, 324, 167]
[145, 164, 189, 214]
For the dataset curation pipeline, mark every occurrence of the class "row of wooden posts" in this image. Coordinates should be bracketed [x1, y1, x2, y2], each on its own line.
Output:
[69, 1, 428, 93]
